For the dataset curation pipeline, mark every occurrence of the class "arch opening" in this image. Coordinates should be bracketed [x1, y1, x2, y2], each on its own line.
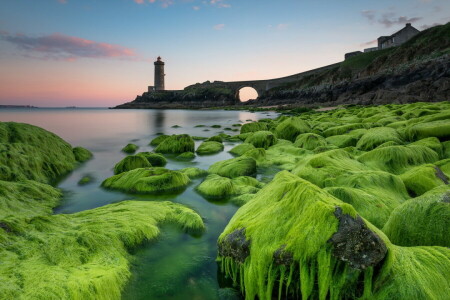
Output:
[237, 87, 258, 102]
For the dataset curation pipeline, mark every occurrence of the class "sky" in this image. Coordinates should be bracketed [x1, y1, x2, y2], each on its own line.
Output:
[0, 0, 449, 107]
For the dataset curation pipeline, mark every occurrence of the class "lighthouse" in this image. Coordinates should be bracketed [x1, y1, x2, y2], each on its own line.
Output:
[154, 56, 165, 91]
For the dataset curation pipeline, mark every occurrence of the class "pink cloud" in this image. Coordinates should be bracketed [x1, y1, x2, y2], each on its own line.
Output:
[1, 32, 146, 61]
[210, 0, 230, 8]
[213, 24, 225, 30]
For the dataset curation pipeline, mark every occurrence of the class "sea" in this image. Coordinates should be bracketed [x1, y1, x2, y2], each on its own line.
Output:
[0, 107, 279, 299]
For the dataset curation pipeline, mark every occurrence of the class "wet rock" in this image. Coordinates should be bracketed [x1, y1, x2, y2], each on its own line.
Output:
[0, 222, 12, 233]
[435, 166, 449, 184]
[273, 245, 293, 266]
[218, 228, 250, 263]
[328, 207, 387, 270]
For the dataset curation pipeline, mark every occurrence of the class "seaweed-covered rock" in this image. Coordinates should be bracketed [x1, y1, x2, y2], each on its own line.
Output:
[137, 152, 167, 166]
[242, 148, 266, 163]
[399, 164, 448, 196]
[356, 127, 403, 151]
[176, 151, 196, 160]
[0, 122, 80, 183]
[122, 143, 138, 154]
[229, 143, 255, 156]
[102, 167, 190, 194]
[72, 146, 93, 162]
[155, 134, 195, 154]
[196, 141, 224, 155]
[209, 157, 257, 178]
[240, 122, 268, 134]
[326, 134, 358, 148]
[205, 135, 223, 143]
[273, 117, 311, 142]
[149, 134, 169, 146]
[406, 119, 450, 141]
[78, 175, 94, 185]
[179, 167, 208, 179]
[294, 133, 327, 150]
[244, 131, 277, 149]
[196, 174, 236, 199]
[323, 123, 367, 137]
[113, 155, 151, 174]
[409, 137, 444, 158]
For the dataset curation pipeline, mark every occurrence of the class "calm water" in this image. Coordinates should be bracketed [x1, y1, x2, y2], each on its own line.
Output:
[0, 108, 278, 300]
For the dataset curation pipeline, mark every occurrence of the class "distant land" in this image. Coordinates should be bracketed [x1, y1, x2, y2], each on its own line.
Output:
[0, 105, 38, 109]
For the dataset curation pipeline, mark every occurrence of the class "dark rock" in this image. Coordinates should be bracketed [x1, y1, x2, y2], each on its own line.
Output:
[273, 244, 294, 266]
[435, 166, 449, 184]
[0, 222, 12, 233]
[328, 207, 387, 270]
[218, 228, 250, 263]
[441, 191, 450, 203]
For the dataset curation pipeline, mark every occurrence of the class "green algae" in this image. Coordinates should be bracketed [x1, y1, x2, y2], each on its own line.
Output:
[0, 122, 82, 183]
[399, 164, 448, 197]
[406, 119, 450, 141]
[178, 167, 208, 179]
[358, 145, 439, 174]
[196, 174, 236, 199]
[273, 117, 311, 142]
[114, 155, 152, 174]
[176, 151, 196, 160]
[322, 123, 367, 137]
[154, 134, 195, 154]
[122, 143, 138, 154]
[205, 135, 223, 143]
[382, 185, 450, 247]
[242, 148, 266, 164]
[240, 122, 268, 134]
[149, 134, 169, 146]
[229, 143, 256, 156]
[136, 152, 167, 166]
[293, 133, 327, 150]
[196, 141, 224, 155]
[72, 146, 93, 162]
[78, 175, 94, 186]
[244, 131, 277, 149]
[209, 157, 257, 179]
[102, 167, 190, 194]
[409, 137, 444, 158]
[325, 134, 358, 148]
[356, 127, 403, 151]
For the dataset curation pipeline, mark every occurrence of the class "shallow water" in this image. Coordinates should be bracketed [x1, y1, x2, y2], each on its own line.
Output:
[0, 108, 278, 299]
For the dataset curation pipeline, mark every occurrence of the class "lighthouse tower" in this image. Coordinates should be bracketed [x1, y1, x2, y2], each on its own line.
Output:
[154, 56, 165, 91]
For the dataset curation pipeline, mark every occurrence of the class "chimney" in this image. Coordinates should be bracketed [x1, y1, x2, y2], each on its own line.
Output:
[406, 23, 411, 27]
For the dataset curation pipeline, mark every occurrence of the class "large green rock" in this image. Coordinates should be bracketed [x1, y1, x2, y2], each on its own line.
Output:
[113, 155, 151, 174]
[155, 134, 195, 154]
[209, 157, 257, 178]
[196, 141, 224, 155]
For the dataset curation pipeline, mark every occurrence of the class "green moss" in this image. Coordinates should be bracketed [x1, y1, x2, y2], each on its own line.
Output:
[178, 167, 208, 179]
[211, 125, 221, 128]
[294, 133, 328, 150]
[122, 143, 138, 154]
[409, 137, 444, 158]
[244, 131, 277, 149]
[149, 135, 169, 146]
[406, 119, 450, 141]
[194, 124, 206, 128]
[209, 157, 257, 178]
[356, 127, 403, 151]
[376, 141, 400, 148]
[155, 134, 195, 154]
[229, 143, 256, 156]
[102, 167, 190, 194]
[176, 151, 196, 160]
[399, 164, 448, 197]
[205, 135, 223, 143]
[240, 122, 268, 134]
[114, 155, 151, 175]
[0, 122, 79, 183]
[274, 117, 311, 142]
[382, 185, 450, 247]
[78, 175, 94, 186]
[358, 145, 439, 174]
[325, 134, 358, 148]
[72, 146, 93, 162]
[196, 141, 224, 155]
[322, 123, 367, 137]
[196, 174, 236, 199]
[192, 136, 207, 141]
[0, 197, 205, 299]
[136, 152, 167, 167]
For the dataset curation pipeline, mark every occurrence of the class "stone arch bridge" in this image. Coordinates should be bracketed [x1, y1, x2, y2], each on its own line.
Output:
[185, 62, 340, 101]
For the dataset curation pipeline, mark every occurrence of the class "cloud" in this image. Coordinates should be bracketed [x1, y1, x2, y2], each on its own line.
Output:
[213, 24, 225, 30]
[134, 0, 174, 8]
[209, 0, 230, 8]
[361, 10, 422, 27]
[193, 6, 200, 10]
[420, 22, 441, 30]
[1, 32, 146, 61]
[276, 23, 289, 30]
[360, 39, 377, 47]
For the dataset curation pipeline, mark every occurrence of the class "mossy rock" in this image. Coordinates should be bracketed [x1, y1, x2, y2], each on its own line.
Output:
[240, 122, 268, 134]
[155, 134, 195, 154]
[78, 175, 94, 186]
[179, 167, 208, 179]
[244, 131, 277, 149]
[102, 167, 190, 194]
[409, 137, 444, 158]
[242, 148, 266, 163]
[192, 136, 207, 141]
[399, 164, 448, 197]
[196, 174, 236, 199]
[205, 135, 223, 143]
[322, 123, 367, 137]
[114, 155, 151, 174]
[122, 143, 138, 154]
[325, 134, 358, 148]
[294, 133, 327, 150]
[72, 146, 93, 162]
[356, 127, 403, 151]
[196, 141, 224, 155]
[229, 143, 255, 156]
[273, 117, 311, 142]
[209, 157, 257, 178]
[149, 134, 169, 146]
[176, 151, 196, 160]
[0, 122, 79, 183]
[406, 119, 450, 141]
[382, 185, 450, 247]
[211, 125, 221, 128]
[136, 152, 167, 167]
